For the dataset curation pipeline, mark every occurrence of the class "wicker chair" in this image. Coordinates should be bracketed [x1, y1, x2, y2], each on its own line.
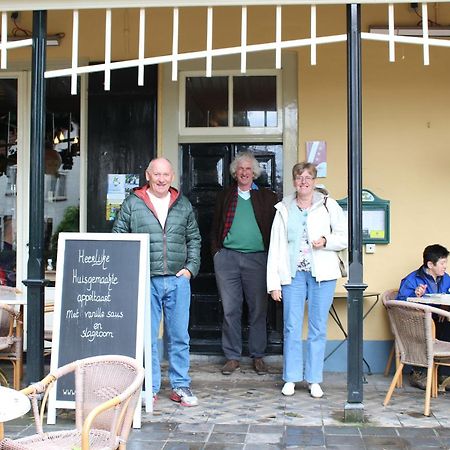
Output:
[0, 303, 23, 389]
[383, 300, 450, 416]
[0, 355, 144, 450]
[381, 289, 402, 387]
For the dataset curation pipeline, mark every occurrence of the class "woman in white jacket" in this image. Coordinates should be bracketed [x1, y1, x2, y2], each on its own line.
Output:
[267, 162, 347, 398]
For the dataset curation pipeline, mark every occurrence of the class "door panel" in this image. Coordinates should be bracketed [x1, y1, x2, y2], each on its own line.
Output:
[181, 143, 283, 354]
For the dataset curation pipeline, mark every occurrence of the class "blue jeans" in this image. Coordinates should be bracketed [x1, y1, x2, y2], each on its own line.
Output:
[151, 275, 192, 393]
[282, 271, 336, 384]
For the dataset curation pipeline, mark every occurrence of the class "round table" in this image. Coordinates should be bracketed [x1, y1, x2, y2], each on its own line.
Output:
[0, 386, 31, 439]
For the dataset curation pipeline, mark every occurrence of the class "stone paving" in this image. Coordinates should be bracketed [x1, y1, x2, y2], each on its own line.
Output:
[146, 359, 449, 428]
[2, 358, 450, 449]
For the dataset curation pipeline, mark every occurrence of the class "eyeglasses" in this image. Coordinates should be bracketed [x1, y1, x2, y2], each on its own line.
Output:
[295, 176, 314, 182]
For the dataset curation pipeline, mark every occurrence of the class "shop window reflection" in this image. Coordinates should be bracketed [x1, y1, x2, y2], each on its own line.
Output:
[44, 78, 81, 268]
[0, 215, 15, 286]
[0, 76, 80, 284]
[0, 78, 18, 286]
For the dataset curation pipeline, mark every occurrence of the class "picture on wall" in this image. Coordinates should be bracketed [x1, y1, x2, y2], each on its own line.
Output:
[306, 141, 327, 178]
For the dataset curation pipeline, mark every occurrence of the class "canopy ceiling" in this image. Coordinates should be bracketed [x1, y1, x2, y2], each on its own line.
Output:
[3, 0, 446, 12]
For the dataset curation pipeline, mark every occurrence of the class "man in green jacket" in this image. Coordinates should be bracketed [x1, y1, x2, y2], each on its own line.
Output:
[113, 157, 201, 406]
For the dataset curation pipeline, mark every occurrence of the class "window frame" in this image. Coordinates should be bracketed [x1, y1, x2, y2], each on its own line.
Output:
[179, 69, 283, 138]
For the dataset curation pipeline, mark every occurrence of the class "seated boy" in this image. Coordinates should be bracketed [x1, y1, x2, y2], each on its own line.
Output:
[397, 244, 450, 390]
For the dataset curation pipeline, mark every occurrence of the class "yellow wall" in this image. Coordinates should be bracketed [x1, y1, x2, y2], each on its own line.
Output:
[6, 4, 450, 341]
[298, 5, 450, 339]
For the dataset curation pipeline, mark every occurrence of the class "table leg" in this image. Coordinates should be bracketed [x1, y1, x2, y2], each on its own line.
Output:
[328, 300, 376, 377]
[16, 306, 24, 389]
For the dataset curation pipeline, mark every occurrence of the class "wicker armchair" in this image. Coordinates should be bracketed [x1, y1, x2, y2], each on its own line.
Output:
[0, 355, 144, 450]
[383, 300, 450, 416]
[0, 303, 23, 389]
[381, 289, 402, 386]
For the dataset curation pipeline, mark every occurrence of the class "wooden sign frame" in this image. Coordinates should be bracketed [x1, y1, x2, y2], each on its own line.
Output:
[47, 232, 151, 426]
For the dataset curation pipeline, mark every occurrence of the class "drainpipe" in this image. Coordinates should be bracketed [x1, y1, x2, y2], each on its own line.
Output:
[344, 3, 367, 423]
[23, 10, 47, 383]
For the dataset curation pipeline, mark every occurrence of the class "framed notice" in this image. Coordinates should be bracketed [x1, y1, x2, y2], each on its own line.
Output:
[337, 189, 390, 244]
[47, 232, 151, 425]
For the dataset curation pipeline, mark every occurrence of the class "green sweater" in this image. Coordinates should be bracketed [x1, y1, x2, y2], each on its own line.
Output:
[223, 196, 264, 253]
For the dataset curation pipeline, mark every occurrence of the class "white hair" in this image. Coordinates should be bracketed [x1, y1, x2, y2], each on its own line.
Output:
[230, 151, 262, 180]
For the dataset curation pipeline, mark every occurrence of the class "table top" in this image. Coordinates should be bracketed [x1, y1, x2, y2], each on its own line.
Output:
[0, 295, 27, 305]
[0, 386, 30, 422]
[407, 294, 450, 306]
[334, 291, 379, 299]
[0, 289, 27, 305]
[0, 287, 55, 305]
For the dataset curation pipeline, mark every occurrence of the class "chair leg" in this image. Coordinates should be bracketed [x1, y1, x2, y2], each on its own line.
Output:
[424, 366, 434, 417]
[0, 368, 9, 386]
[12, 360, 20, 390]
[383, 362, 404, 406]
[384, 343, 395, 377]
[384, 343, 402, 388]
[395, 353, 402, 388]
[432, 365, 438, 398]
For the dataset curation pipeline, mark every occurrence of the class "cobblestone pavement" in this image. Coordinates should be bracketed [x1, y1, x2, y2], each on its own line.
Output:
[3, 358, 450, 449]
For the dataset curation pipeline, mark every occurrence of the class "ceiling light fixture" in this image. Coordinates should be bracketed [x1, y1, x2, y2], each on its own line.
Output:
[7, 33, 64, 47]
[369, 26, 450, 37]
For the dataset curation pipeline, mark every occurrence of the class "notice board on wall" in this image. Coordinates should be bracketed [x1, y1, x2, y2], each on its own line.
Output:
[47, 232, 151, 425]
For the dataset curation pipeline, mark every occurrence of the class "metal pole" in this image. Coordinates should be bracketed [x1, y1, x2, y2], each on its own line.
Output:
[344, 3, 367, 423]
[23, 10, 47, 384]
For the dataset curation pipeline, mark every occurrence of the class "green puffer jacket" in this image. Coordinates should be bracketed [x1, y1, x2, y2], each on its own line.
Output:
[112, 185, 201, 277]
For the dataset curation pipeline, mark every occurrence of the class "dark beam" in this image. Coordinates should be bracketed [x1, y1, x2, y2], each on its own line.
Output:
[344, 3, 367, 423]
[24, 10, 47, 384]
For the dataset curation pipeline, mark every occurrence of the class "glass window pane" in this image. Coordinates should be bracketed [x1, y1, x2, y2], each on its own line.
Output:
[0, 79, 17, 286]
[233, 76, 277, 127]
[186, 76, 228, 127]
[45, 77, 80, 270]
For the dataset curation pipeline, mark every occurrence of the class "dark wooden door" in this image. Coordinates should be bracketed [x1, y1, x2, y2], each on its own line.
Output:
[87, 66, 157, 232]
[181, 143, 283, 354]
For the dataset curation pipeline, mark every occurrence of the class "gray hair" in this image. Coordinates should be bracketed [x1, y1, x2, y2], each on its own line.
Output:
[146, 157, 174, 172]
[230, 151, 262, 180]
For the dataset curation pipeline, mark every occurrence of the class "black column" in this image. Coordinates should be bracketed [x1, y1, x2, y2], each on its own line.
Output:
[24, 10, 47, 384]
[344, 3, 367, 422]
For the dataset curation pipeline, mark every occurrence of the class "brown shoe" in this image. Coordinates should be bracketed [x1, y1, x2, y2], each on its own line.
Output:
[409, 369, 426, 390]
[253, 357, 268, 375]
[221, 360, 240, 375]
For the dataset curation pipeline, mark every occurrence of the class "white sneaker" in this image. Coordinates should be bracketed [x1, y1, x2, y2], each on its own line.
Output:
[309, 383, 323, 398]
[281, 382, 295, 396]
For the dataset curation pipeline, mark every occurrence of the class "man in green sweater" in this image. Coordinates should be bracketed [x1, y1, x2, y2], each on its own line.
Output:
[211, 152, 278, 375]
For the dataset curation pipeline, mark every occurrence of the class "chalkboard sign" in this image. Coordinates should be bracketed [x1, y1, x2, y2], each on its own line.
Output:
[47, 232, 150, 424]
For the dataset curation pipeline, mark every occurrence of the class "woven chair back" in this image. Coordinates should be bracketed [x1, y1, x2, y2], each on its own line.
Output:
[0, 306, 10, 338]
[381, 289, 398, 306]
[384, 300, 434, 368]
[74, 358, 140, 433]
